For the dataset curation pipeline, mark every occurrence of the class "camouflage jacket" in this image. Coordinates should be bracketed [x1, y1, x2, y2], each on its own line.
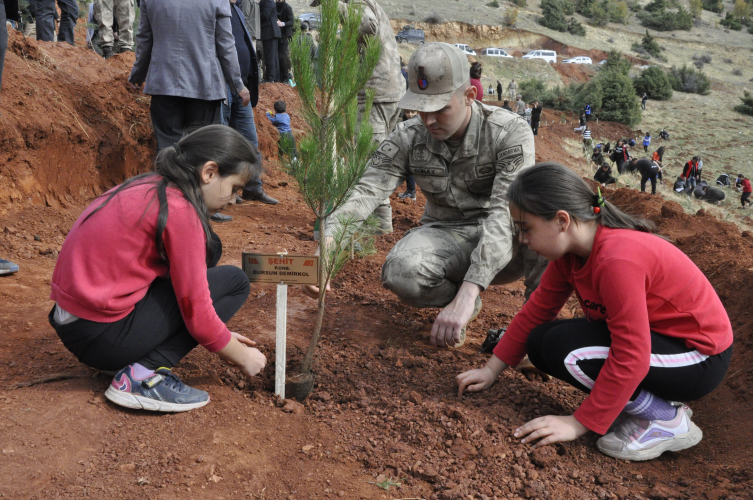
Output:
[347, 0, 406, 104]
[326, 101, 536, 289]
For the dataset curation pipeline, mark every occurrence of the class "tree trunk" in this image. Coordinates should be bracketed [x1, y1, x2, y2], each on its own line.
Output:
[300, 213, 328, 374]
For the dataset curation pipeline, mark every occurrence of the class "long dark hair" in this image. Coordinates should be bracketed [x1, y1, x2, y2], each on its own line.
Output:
[507, 162, 655, 233]
[83, 125, 259, 263]
[655, 146, 665, 161]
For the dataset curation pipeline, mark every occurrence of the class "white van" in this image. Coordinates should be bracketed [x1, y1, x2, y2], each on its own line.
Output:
[453, 43, 477, 56]
[480, 48, 513, 58]
[522, 50, 557, 63]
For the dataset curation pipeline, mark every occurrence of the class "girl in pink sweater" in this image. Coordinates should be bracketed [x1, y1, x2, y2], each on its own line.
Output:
[457, 162, 732, 461]
[50, 125, 266, 412]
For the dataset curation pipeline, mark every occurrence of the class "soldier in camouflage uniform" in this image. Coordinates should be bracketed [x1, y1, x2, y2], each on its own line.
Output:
[94, 0, 135, 58]
[309, 43, 547, 348]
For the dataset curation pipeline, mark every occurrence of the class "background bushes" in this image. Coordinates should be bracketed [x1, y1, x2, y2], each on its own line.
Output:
[633, 66, 674, 100]
[668, 64, 711, 94]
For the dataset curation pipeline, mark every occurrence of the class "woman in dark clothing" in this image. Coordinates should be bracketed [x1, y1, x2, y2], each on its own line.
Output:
[594, 163, 617, 186]
[591, 146, 605, 170]
[630, 158, 661, 195]
[611, 140, 630, 174]
[603, 141, 611, 155]
[652, 146, 665, 181]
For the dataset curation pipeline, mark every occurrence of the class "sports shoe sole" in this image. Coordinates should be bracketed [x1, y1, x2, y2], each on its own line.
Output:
[597, 421, 703, 461]
[105, 386, 210, 413]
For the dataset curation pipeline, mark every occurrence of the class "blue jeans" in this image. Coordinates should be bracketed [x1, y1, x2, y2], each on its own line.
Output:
[405, 175, 415, 192]
[222, 84, 261, 189]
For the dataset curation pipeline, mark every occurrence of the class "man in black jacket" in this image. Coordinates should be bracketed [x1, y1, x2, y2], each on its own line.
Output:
[530, 101, 542, 136]
[276, 0, 294, 84]
[259, 0, 280, 82]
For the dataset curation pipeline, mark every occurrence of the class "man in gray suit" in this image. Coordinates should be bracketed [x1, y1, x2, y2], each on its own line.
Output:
[129, 0, 251, 152]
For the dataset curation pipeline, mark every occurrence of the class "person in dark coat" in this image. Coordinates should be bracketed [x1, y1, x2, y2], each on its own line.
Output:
[594, 163, 617, 187]
[629, 158, 661, 195]
[716, 173, 731, 188]
[259, 0, 280, 82]
[501, 100, 512, 111]
[275, 0, 294, 83]
[496, 80, 503, 102]
[702, 185, 725, 204]
[530, 101, 542, 136]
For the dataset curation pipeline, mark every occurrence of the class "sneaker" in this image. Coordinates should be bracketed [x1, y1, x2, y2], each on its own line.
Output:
[398, 190, 417, 201]
[211, 213, 233, 222]
[452, 296, 482, 348]
[0, 258, 20, 276]
[596, 405, 702, 461]
[105, 366, 210, 412]
[480, 326, 506, 353]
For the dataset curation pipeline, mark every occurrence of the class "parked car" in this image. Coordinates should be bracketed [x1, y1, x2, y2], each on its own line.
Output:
[298, 13, 321, 31]
[481, 48, 513, 58]
[453, 43, 476, 56]
[598, 59, 607, 64]
[563, 56, 593, 64]
[395, 25, 425, 45]
[521, 50, 557, 63]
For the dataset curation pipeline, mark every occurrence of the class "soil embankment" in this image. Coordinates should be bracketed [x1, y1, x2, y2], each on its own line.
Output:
[1, 32, 753, 500]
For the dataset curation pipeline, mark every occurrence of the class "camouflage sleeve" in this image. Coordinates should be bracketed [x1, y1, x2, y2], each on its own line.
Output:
[464, 119, 536, 289]
[324, 134, 409, 238]
[358, 4, 379, 36]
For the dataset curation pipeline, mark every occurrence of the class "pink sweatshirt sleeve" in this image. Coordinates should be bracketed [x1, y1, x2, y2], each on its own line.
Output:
[492, 260, 573, 367]
[162, 205, 232, 352]
[573, 259, 652, 434]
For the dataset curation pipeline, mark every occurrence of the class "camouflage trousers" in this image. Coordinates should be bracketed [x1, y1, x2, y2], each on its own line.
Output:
[358, 100, 402, 233]
[94, 0, 135, 50]
[381, 222, 548, 308]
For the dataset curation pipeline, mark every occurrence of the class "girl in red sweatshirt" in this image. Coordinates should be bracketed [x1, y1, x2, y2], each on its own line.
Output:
[740, 174, 752, 207]
[457, 162, 733, 461]
[49, 126, 266, 412]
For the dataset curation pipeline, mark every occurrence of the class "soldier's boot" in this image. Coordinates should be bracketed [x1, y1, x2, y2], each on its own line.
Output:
[101, 45, 114, 59]
[373, 202, 393, 234]
[452, 296, 482, 348]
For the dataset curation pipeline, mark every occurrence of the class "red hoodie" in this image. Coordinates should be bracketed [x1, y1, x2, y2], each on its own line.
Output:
[493, 226, 732, 434]
[51, 179, 232, 352]
[742, 178, 752, 193]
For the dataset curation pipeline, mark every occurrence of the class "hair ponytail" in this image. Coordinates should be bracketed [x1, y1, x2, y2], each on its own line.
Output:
[83, 125, 260, 264]
[507, 162, 655, 233]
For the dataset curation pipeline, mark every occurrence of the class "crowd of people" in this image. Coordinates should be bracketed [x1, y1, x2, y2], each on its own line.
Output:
[0, 0, 742, 467]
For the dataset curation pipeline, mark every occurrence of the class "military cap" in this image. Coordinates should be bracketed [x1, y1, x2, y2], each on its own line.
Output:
[399, 42, 470, 113]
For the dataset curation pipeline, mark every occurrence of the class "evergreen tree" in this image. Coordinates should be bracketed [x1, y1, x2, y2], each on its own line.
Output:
[603, 49, 632, 75]
[597, 70, 642, 126]
[539, 0, 569, 31]
[287, 0, 381, 374]
[733, 90, 753, 116]
[701, 0, 723, 13]
[641, 30, 662, 57]
[668, 64, 711, 95]
[633, 66, 673, 100]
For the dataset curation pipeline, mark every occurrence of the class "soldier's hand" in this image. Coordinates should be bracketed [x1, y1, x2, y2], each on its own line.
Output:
[430, 282, 481, 347]
[239, 87, 251, 107]
[302, 282, 330, 299]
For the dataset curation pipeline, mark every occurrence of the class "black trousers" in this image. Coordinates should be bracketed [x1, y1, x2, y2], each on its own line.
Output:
[641, 171, 658, 194]
[262, 37, 279, 82]
[531, 119, 540, 136]
[50, 237, 251, 371]
[742, 191, 752, 207]
[526, 318, 732, 402]
[36, 0, 78, 45]
[278, 37, 291, 81]
[150, 95, 222, 152]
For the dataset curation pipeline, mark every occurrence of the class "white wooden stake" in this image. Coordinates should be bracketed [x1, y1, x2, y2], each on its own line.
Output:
[275, 282, 288, 399]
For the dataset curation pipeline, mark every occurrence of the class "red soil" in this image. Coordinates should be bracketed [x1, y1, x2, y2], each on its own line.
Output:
[2, 28, 753, 500]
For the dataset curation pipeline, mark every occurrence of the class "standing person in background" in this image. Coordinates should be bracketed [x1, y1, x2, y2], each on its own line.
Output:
[397, 109, 419, 202]
[239, 0, 262, 81]
[681, 157, 700, 191]
[259, 0, 280, 83]
[696, 156, 703, 182]
[275, 0, 294, 85]
[611, 140, 630, 174]
[652, 146, 665, 182]
[1, 0, 21, 276]
[516, 94, 525, 118]
[36, 0, 78, 45]
[470, 62, 483, 102]
[642, 132, 651, 152]
[584, 102, 591, 121]
[94, 0, 135, 58]
[508, 78, 516, 102]
[582, 125, 592, 154]
[530, 101, 542, 136]
[740, 175, 752, 208]
[219, 0, 278, 222]
[641, 93, 648, 111]
[496, 80, 503, 102]
[129, 0, 250, 153]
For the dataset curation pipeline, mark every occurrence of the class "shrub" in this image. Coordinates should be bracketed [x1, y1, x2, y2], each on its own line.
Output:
[641, 30, 663, 57]
[519, 77, 548, 103]
[568, 17, 587, 34]
[693, 59, 705, 68]
[627, 0, 642, 11]
[631, 42, 648, 55]
[733, 0, 752, 20]
[692, 53, 712, 63]
[602, 49, 632, 75]
[668, 64, 711, 94]
[576, 0, 598, 16]
[633, 66, 674, 99]
[589, 3, 611, 24]
[611, 1, 630, 22]
[424, 12, 443, 24]
[539, 0, 570, 31]
[644, 0, 667, 12]
[749, 24, 753, 34]
[487, 0, 500, 7]
[733, 90, 753, 116]
[562, 0, 576, 14]
[504, 7, 519, 26]
[512, 0, 527, 6]
[637, 7, 693, 30]
[689, 0, 702, 17]
[721, 12, 744, 30]
[542, 85, 577, 110]
[597, 70, 642, 126]
[608, 37, 615, 42]
[732, 68, 743, 76]
[724, 58, 734, 63]
[702, 0, 723, 13]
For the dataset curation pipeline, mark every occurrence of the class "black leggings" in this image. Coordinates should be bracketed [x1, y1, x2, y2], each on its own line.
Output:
[641, 172, 658, 194]
[742, 192, 752, 207]
[50, 238, 250, 371]
[527, 318, 732, 402]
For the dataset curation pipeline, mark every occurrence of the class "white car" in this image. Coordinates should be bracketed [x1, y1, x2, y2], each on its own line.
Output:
[453, 43, 477, 56]
[521, 50, 557, 63]
[480, 48, 513, 58]
[563, 56, 593, 64]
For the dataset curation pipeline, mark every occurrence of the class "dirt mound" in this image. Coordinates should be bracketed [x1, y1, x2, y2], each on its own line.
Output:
[0, 30, 154, 213]
[551, 62, 596, 84]
[254, 82, 305, 165]
[540, 38, 650, 66]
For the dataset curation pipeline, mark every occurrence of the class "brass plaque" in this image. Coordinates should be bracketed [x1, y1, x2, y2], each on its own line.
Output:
[242, 253, 320, 285]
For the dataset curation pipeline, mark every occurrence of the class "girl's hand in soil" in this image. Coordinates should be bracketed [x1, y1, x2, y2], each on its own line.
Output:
[218, 334, 267, 379]
[457, 355, 508, 397]
[514, 415, 589, 447]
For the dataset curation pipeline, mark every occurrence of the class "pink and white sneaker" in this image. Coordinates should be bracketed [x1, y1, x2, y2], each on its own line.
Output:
[597, 405, 702, 461]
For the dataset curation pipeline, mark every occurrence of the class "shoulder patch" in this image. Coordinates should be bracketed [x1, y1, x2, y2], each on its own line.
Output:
[497, 145, 525, 174]
[371, 141, 400, 169]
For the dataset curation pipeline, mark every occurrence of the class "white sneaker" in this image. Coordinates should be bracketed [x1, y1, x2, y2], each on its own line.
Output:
[597, 405, 702, 461]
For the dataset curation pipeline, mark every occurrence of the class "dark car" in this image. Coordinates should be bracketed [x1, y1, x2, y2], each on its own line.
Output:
[298, 12, 321, 31]
[395, 25, 425, 44]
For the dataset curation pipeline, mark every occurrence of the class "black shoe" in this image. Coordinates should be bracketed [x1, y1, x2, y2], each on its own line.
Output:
[210, 213, 233, 222]
[243, 188, 279, 205]
[235, 195, 244, 204]
[480, 327, 506, 353]
[101, 46, 113, 59]
[260, 79, 274, 84]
